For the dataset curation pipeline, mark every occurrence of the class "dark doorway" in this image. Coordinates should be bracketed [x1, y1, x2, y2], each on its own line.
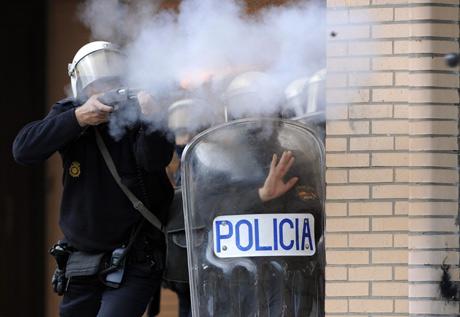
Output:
[0, 3, 47, 317]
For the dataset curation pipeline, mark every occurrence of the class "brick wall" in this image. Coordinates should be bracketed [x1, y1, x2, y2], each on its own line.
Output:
[326, 0, 459, 316]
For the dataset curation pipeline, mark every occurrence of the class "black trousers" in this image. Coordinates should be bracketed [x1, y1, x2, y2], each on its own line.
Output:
[60, 261, 163, 317]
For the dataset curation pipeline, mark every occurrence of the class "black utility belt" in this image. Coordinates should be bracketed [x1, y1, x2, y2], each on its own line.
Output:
[50, 243, 128, 295]
[65, 251, 108, 278]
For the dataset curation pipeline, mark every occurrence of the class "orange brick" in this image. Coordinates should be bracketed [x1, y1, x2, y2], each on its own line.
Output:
[372, 282, 408, 296]
[327, 282, 369, 296]
[328, 25, 370, 40]
[349, 201, 393, 216]
[326, 169, 348, 184]
[395, 136, 408, 150]
[349, 72, 393, 87]
[394, 201, 408, 215]
[409, 40, 459, 55]
[424, 0, 460, 3]
[372, 24, 409, 38]
[325, 299, 348, 313]
[326, 233, 348, 248]
[409, 267, 443, 282]
[408, 168, 458, 184]
[372, 250, 407, 264]
[409, 235, 459, 249]
[410, 121, 458, 135]
[327, 121, 370, 135]
[409, 202, 458, 216]
[326, 138, 348, 152]
[326, 202, 348, 217]
[412, 23, 459, 38]
[372, 56, 407, 71]
[372, 217, 408, 231]
[394, 168, 409, 182]
[349, 168, 393, 183]
[328, 0, 370, 6]
[327, 217, 370, 232]
[409, 105, 458, 119]
[372, 120, 408, 134]
[349, 299, 393, 313]
[408, 6, 459, 21]
[349, 104, 392, 119]
[409, 56, 452, 72]
[409, 153, 457, 168]
[410, 184, 458, 200]
[327, 153, 370, 167]
[327, 185, 370, 199]
[372, 153, 409, 167]
[394, 266, 408, 281]
[394, 7, 409, 20]
[349, 8, 393, 23]
[326, 105, 348, 120]
[350, 137, 394, 151]
[409, 251, 459, 265]
[394, 299, 408, 313]
[373, 184, 409, 198]
[327, 250, 370, 264]
[394, 40, 409, 54]
[409, 284, 440, 298]
[328, 89, 370, 103]
[410, 137, 458, 151]
[409, 218, 458, 233]
[393, 104, 408, 118]
[349, 233, 393, 247]
[326, 266, 347, 281]
[373, 88, 407, 102]
[394, 234, 408, 248]
[349, 266, 392, 281]
[328, 57, 370, 71]
[349, 41, 393, 56]
[372, 0, 409, 3]
[410, 88, 459, 104]
[395, 72, 408, 86]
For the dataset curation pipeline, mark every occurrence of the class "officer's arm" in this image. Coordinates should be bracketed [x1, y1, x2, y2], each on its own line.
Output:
[12, 100, 84, 165]
[133, 126, 174, 172]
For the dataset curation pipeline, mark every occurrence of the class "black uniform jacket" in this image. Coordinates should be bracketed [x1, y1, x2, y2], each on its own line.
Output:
[13, 98, 174, 252]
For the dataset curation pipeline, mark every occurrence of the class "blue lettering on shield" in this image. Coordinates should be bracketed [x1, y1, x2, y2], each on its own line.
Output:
[214, 214, 315, 257]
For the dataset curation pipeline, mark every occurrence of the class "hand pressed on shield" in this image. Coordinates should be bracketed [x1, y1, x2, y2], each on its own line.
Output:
[258, 150, 299, 202]
[75, 94, 113, 127]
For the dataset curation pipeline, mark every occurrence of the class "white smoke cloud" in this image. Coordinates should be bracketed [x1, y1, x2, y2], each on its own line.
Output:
[79, 0, 326, 137]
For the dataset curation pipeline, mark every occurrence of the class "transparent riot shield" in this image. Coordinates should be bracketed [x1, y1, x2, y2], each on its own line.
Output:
[182, 118, 325, 317]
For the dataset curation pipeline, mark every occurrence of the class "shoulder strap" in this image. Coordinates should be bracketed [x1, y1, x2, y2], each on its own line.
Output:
[94, 128, 164, 232]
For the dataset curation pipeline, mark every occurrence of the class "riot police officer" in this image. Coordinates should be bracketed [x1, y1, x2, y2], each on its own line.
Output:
[13, 41, 174, 317]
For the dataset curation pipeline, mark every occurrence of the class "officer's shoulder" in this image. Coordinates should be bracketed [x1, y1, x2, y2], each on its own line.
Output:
[52, 97, 78, 111]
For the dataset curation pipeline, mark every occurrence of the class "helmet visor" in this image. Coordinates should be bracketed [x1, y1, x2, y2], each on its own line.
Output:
[73, 49, 125, 96]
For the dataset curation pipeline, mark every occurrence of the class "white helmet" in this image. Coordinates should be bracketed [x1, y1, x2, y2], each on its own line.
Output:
[223, 71, 279, 121]
[168, 98, 224, 143]
[306, 68, 326, 114]
[68, 41, 125, 99]
[283, 76, 310, 117]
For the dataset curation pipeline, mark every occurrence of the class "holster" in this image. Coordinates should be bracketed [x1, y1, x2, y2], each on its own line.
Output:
[49, 241, 72, 296]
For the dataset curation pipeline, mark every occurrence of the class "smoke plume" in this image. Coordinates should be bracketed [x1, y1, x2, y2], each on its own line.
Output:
[79, 0, 326, 137]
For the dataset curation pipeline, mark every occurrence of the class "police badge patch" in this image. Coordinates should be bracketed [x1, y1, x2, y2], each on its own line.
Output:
[69, 161, 81, 177]
[296, 185, 318, 201]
